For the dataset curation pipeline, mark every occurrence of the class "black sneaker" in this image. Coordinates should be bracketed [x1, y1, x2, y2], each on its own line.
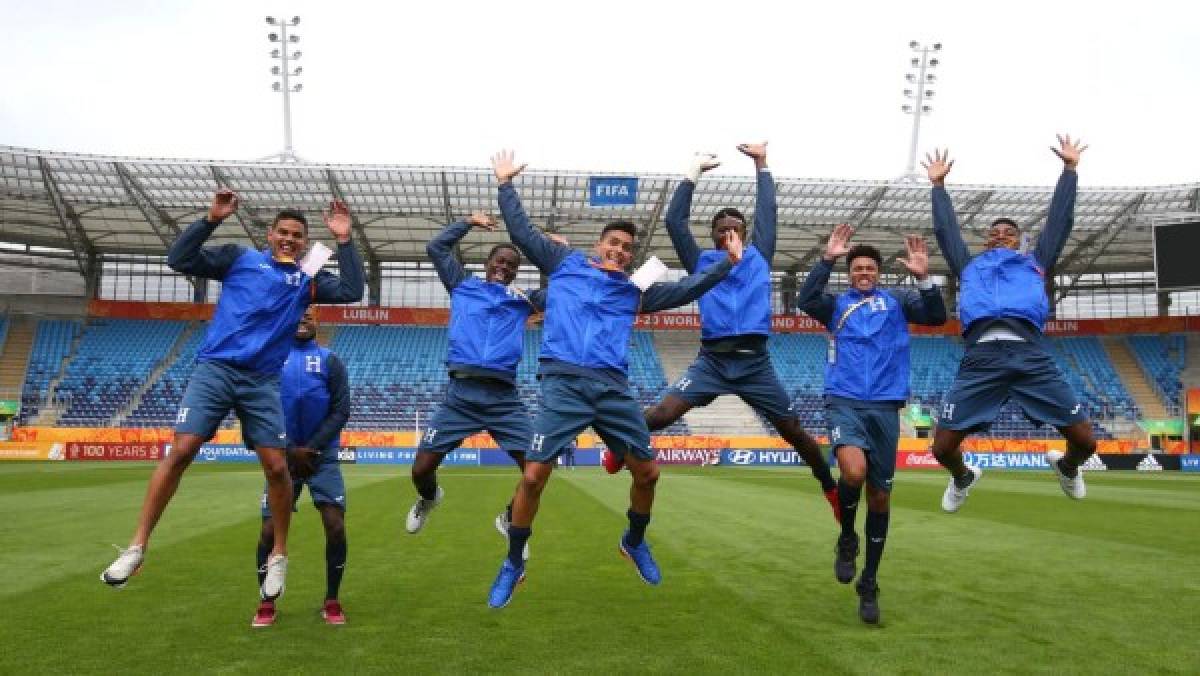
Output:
[834, 533, 859, 584]
[856, 578, 880, 625]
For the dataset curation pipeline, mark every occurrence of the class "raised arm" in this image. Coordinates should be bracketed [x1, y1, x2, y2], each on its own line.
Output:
[166, 189, 244, 279]
[664, 153, 720, 273]
[797, 223, 856, 329]
[739, 142, 777, 264]
[924, 149, 971, 278]
[312, 200, 365, 303]
[427, 212, 497, 292]
[305, 353, 351, 451]
[526, 288, 548, 313]
[493, 150, 571, 274]
[642, 231, 743, 312]
[1033, 134, 1086, 269]
[893, 234, 946, 325]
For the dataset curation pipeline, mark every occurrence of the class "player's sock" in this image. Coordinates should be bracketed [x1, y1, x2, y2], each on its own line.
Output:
[415, 473, 438, 501]
[507, 527, 531, 567]
[326, 536, 347, 601]
[862, 509, 890, 582]
[837, 480, 861, 537]
[811, 462, 837, 492]
[624, 509, 651, 548]
[505, 501, 513, 523]
[256, 540, 271, 587]
[953, 469, 974, 489]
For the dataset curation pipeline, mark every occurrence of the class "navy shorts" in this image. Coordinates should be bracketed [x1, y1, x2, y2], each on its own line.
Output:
[826, 402, 899, 493]
[417, 377, 532, 455]
[261, 454, 346, 516]
[528, 374, 652, 464]
[175, 360, 287, 450]
[665, 350, 794, 421]
[939, 341, 1087, 433]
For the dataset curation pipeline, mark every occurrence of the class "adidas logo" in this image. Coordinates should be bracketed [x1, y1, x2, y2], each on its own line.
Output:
[1136, 455, 1163, 472]
[1081, 455, 1107, 472]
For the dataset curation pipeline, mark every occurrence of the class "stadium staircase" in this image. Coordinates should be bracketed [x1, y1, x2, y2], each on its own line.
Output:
[0, 316, 35, 403]
[1103, 337, 1169, 420]
[651, 331, 769, 435]
[31, 321, 84, 426]
[1126, 334, 1184, 417]
[1180, 333, 1200, 397]
[112, 322, 202, 427]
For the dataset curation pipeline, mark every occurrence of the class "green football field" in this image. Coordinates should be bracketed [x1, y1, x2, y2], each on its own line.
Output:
[1, 462, 1196, 674]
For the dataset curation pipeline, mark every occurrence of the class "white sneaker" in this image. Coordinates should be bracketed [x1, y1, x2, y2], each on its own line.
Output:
[101, 544, 144, 588]
[260, 554, 288, 601]
[1047, 450, 1086, 500]
[941, 465, 982, 513]
[494, 512, 530, 561]
[406, 486, 444, 534]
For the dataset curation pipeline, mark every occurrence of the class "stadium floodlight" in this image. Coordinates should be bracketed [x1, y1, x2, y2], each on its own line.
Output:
[262, 16, 305, 162]
[900, 40, 943, 181]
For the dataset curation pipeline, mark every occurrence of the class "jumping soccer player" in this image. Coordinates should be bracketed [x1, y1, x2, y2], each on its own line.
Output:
[924, 135, 1095, 512]
[405, 211, 545, 563]
[102, 190, 364, 602]
[253, 307, 352, 627]
[798, 224, 947, 624]
[486, 149, 742, 609]
[625, 143, 838, 516]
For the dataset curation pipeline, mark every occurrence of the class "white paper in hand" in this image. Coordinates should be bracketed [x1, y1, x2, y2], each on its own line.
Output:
[630, 255, 668, 291]
[300, 242, 333, 277]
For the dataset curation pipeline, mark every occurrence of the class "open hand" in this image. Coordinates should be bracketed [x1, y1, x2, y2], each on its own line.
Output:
[322, 199, 353, 243]
[725, 229, 744, 264]
[207, 189, 239, 223]
[1051, 133, 1088, 169]
[921, 148, 954, 186]
[823, 223, 855, 262]
[492, 149, 527, 183]
[467, 211, 497, 231]
[897, 235, 930, 279]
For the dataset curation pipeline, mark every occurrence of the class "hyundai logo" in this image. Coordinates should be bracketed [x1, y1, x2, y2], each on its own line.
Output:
[728, 450, 756, 465]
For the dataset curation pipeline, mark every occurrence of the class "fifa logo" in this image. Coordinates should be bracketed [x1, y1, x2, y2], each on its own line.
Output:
[305, 355, 322, 373]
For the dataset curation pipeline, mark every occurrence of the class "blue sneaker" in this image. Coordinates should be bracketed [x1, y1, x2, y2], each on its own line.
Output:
[487, 559, 525, 609]
[619, 531, 662, 585]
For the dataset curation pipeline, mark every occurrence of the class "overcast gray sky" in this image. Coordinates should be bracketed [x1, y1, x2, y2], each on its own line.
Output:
[2, 0, 1197, 186]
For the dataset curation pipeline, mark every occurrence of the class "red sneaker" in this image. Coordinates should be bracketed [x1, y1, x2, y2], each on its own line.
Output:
[601, 449, 625, 474]
[321, 599, 346, 625]
[824, 487, 842, 523]
[251, 600, 276, 628]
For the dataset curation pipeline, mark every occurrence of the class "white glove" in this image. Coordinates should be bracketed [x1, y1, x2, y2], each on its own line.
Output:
[685, 153, 719, 183]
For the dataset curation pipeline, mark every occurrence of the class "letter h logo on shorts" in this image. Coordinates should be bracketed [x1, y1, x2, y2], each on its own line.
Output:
[176, 407, 189, 424]
[941, 402, 955, 421]
[422, 428, 437, 444]
[531, 434, 545, 453]
[305, 355, 322, 373]
[675, 377, 692, 392]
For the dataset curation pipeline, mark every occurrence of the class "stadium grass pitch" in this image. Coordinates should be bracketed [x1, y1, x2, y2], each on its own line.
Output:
[1, 462, 1196, 674]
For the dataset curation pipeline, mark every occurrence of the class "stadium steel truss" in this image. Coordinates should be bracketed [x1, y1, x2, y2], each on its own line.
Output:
[1, 144, 1197, 305]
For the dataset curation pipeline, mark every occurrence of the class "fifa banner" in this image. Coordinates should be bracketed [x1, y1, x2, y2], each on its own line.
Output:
[1181, 455, 1200, 472]
[0, 441, 65, 461]
[65, 442, 162, 461]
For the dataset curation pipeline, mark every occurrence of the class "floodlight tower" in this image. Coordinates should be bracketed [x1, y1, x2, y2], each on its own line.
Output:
[900, 41, 941, 181]
[263, 16, 305, 162]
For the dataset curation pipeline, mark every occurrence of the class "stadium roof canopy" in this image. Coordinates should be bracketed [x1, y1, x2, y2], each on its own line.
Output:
[2, 145, 1198, 291]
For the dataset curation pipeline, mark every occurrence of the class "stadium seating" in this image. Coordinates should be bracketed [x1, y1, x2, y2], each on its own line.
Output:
[18, 319, 81, 424]
[1127, 334, 1185, 416]
[54, 319, 188, 426]
[123, 326, 206, 428]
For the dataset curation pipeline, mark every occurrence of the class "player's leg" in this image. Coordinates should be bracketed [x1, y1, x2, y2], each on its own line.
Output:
[486, 389, 533, 556]
[1008, 344, 1095, 498]
[643, 394, 694, 432]
[739, 354, 837, 500]
[833, 445, 866, 584]
[597, 383, 662, 585]
[932, 344, 1011, 511]
[489, 375, 590, 608]
[235, 371, 293, 600]
[252, 514, 278, 627]
[103, 363, 232, 587]
[408, 381, 482, 533]
[317, 504, 347, 624]
[855, 408, 898, 625]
